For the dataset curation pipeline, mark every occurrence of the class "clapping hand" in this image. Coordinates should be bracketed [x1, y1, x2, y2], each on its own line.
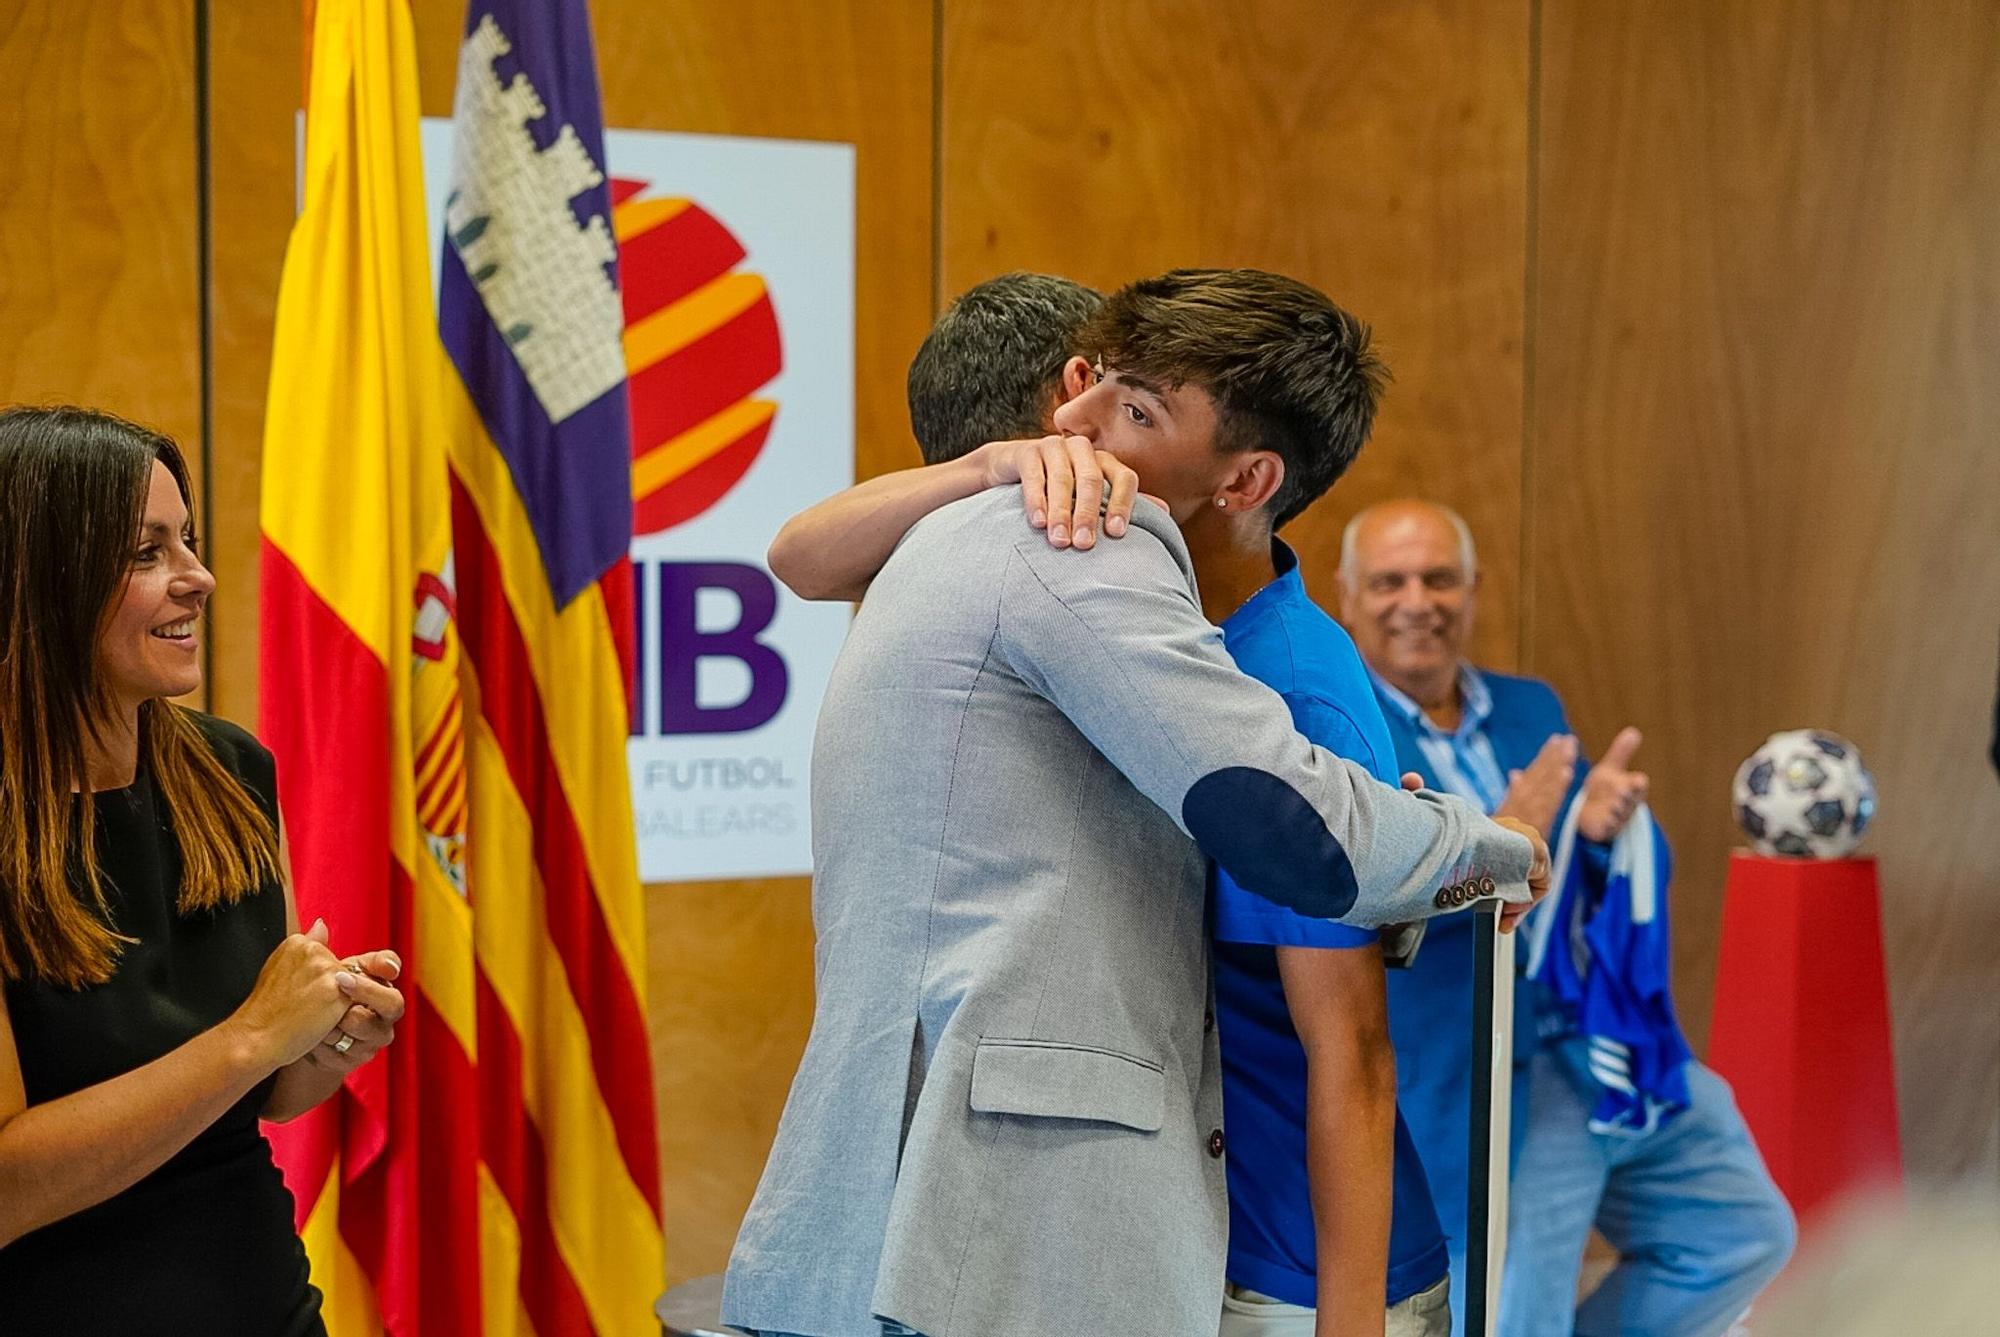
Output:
[1494, 734, 1579, 838]
[1577, 727, 1648, 843]
[230, 919, 355, 1069]
[310, 947, 405, 1075]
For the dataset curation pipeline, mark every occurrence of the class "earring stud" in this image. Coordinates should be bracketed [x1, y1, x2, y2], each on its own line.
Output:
[1215, 497, 1228, 509]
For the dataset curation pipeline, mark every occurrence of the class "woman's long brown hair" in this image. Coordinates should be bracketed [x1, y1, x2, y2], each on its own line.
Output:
[0, 406, 279, 987]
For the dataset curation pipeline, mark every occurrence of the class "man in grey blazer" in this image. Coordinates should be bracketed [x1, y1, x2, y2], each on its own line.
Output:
[723, 270, 1548, 1337]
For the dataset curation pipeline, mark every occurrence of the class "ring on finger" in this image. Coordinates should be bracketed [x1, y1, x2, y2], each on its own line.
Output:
[332, 1031, 356, 1055]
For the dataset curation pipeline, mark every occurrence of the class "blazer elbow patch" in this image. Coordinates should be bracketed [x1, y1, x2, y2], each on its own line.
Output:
[1184, 767, 1359, 920]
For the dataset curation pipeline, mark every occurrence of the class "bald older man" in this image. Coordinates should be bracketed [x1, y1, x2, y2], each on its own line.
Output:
[1338, 501, 1795, 1337]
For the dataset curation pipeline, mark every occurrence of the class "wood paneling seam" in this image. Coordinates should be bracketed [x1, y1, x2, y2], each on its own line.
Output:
[1519, 0, 1543, 675]
[195, 0, 216, 696]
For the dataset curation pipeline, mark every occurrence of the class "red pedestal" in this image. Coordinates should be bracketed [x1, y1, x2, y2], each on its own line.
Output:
[1708, 852, 1903, 1231]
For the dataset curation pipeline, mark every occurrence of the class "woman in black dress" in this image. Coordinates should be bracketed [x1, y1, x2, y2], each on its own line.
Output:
[0, 406, 405, 1334]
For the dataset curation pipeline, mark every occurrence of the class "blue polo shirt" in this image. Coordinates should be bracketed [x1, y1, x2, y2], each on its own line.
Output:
[1211, 543, 1450, 1309]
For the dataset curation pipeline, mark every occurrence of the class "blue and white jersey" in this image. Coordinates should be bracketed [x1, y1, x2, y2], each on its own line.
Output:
[1524, 801, 1693, 1134]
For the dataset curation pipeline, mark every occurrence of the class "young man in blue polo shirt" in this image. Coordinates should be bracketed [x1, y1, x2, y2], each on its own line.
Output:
[769, 271, 1472, 1336]
[1208, 535, 1454, 1337]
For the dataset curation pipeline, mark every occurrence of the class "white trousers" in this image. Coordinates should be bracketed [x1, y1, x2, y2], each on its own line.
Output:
[1219, 1276, 1452, 1337]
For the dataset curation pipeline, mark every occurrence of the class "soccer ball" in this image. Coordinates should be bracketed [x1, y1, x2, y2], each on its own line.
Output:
[1732, 729, 1877, 858]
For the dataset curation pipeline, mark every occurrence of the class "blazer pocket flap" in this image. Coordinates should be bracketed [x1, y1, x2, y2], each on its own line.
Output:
[967, 1039, 1165, 1132]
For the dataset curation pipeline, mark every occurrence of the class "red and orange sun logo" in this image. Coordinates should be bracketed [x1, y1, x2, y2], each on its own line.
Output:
[611, 176, 783, 535]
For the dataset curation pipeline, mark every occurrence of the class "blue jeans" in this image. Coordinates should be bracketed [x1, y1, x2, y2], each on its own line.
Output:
[1492, 1040, 1795, 1337]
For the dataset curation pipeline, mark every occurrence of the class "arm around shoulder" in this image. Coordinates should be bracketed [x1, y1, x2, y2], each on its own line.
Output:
[766, 449, 996, 601]
[996, 525, 1540, 927]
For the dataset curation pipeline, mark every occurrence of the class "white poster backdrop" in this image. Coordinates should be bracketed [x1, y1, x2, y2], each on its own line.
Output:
[419, 121, 855, 882]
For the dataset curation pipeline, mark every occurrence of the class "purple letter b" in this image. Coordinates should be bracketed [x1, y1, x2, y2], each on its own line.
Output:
[657, 562, 789, 735]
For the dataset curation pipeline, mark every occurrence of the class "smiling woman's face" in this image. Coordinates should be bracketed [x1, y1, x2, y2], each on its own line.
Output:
[96, 459, 215, 713]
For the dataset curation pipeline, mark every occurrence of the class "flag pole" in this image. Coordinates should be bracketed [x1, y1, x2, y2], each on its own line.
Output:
[1465, 904, 1515, 1337]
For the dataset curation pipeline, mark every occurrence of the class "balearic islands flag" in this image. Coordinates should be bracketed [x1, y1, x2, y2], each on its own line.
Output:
[436, 0, 663, 1333]
[258, 0, 659, 1333]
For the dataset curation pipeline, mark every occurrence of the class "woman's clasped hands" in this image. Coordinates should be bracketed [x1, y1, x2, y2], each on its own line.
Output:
[226, 919, 404, 1075]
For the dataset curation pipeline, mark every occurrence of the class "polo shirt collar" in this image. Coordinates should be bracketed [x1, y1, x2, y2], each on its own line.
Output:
[1223, 540, 1303, 632]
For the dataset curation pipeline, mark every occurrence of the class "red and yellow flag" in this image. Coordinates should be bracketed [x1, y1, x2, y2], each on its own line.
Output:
[258, 1, 659, 1332]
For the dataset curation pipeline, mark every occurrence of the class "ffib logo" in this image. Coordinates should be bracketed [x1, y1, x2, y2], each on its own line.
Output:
[614, 177, 788, 737]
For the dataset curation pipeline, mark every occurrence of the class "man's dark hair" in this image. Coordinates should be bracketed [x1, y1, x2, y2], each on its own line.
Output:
[1077, 268, 1389, 528]
[906, 272, 1104, 465]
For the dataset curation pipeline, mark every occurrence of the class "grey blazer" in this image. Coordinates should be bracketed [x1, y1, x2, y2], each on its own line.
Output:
[722, 492, 1533, 1337]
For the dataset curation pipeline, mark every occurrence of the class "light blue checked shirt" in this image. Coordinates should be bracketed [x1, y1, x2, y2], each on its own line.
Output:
[1367, 663, 1511, 814]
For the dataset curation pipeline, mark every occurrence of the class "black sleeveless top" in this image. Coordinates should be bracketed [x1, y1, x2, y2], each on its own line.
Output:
[0, 713, 325, 1336]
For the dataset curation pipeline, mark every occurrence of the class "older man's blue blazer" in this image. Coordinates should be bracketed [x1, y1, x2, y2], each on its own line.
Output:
[1375, 668, 1585, 1260]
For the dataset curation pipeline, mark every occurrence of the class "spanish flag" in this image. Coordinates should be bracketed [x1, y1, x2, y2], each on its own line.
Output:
[258, 0, 660, 1332]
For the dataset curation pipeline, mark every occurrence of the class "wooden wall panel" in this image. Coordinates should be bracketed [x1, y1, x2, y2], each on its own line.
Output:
[0, 0, 201, 604]
[940, 0, 1533, 668]
[203, 3, 300, 730]
[1530, 0, 2000, 1188]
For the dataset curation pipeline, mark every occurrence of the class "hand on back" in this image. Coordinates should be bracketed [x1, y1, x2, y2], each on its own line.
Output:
[976, 435, 1142, 550]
